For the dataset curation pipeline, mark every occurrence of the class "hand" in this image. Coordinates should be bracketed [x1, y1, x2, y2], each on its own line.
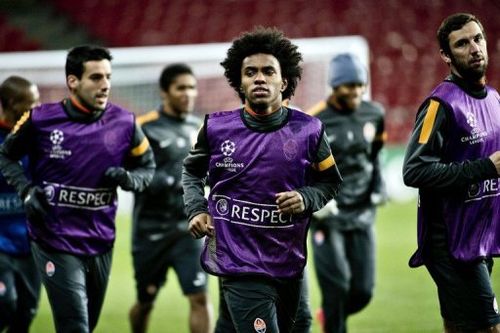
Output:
[188, 213, 214, 239]
[489, 151, 500, 175]
[370, 192, 387, 206]
[313, 199, 338, 220]
[104, 167, 134, 191]
[23, 186, 49, 224]
[275, 190, 305, 215]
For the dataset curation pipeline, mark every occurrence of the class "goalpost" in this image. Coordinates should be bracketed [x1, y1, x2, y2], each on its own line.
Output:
[0, 36, 370, 212]
[0, 35, 369, 115]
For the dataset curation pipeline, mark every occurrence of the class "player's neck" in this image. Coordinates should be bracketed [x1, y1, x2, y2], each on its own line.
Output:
[162, 104, 185, 120]
[244, 104, 281, 118]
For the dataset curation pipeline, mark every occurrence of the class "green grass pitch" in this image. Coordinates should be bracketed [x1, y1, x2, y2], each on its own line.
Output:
[30, 200, 500, 332]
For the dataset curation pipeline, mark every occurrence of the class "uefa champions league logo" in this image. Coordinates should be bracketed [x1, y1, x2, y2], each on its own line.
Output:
[220, 140, 236, 156]
[50, 129, 64, 145]
[215, 139, 244, 172]
[48, 129, 72, 159]
[465, 111, 477, 129]
[215, 198, 229, 216]
[461, 111, 488, 145]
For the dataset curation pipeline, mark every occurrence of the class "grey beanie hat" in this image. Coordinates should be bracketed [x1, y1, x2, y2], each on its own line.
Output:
[328, 53, 368, 88]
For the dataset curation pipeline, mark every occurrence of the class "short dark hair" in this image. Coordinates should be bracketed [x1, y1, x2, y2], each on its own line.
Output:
[159, 63, 194, 91]
[220, 26, 303, 102]
[437, 13, 486, 56]
[65, 45, 112, 79]
[0, 75, 33, 109]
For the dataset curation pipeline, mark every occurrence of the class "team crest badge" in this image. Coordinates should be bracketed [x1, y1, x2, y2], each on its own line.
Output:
[46, 261, 55, 277]
[253, 318, 267, 333]
[0, 281, 6, 296]
[363, 122, 376, 143]
[283, 139, 298, 161]
[494, 297, 499, 314]
[146, 284, 158, 296]
[314, 230, 325, 245]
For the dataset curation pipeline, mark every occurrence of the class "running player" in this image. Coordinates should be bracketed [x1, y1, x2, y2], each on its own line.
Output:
[0, 45, 155, 333]
[130, 63, 213, 333]
[0, 76, 41, 333]
[182, 27, 343, 333]
[403, 13, 500, 333]
[307, 53, 386, 333]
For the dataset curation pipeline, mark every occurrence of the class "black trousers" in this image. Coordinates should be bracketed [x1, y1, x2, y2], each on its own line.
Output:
[215, 275, 303, 333]
[31, 242, 112, 333]
[426, 254, 500, 331]
[312, 225, 375, 333]
[0, 252, 41, 333]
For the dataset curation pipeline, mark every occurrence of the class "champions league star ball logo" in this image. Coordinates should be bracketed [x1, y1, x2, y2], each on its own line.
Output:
[220, 140, 236, 157]
[465, 111, 477, 129]
[216, 140, 244, 171]
[48, 129, 72, 159]
[50, 129, 64, 145]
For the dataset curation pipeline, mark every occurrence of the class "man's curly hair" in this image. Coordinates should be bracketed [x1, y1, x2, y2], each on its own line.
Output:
[221, 27, 303, 103]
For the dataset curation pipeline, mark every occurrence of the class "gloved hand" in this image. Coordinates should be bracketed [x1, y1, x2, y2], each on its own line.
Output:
[23, 186, 49, 224]
[313, 199, 338, 220]
[104, 167, 134, 191]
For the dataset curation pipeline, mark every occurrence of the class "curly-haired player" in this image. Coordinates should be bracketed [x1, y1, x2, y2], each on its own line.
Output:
[182, 27, 343, 333]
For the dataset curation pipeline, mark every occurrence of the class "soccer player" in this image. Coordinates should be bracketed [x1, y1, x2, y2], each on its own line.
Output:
[0, 45, 156, 333]
[129, 63, 213, 333]
[182, 27, 343, 333]
[0, 76, 41, 333]
[403, 13, 500, 333]
[307, 53, 386, 333]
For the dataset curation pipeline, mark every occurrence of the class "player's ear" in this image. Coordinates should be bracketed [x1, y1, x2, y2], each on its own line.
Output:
[67, 75, 79, 90]
[281, 78, 288, 92]
[439, 49, 452, 65]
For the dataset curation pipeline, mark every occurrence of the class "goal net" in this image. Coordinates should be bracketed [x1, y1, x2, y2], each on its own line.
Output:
[0, 35, 369, 115]
[0, 36, 374, 211]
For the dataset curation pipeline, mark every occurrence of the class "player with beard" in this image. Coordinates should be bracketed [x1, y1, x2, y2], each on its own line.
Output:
[0, 45, 155, 333]
[403, 13, 500, 333]
[307, 53, 386, 333]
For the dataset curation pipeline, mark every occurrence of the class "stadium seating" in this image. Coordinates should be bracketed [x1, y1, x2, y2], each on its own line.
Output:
[5, 0, 500, 144]
[0, 14, 41, 52]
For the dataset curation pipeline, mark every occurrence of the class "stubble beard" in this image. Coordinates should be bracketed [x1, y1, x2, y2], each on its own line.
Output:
[452, 55, 488, 83]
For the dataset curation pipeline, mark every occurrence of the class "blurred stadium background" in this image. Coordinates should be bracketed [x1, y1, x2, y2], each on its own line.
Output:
[0, 0, 499, 332]
[0, 0, 498, 144]
[1, 0, 498, 203]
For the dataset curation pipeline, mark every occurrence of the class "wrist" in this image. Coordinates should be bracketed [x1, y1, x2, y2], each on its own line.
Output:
[19, 183, 33, 200]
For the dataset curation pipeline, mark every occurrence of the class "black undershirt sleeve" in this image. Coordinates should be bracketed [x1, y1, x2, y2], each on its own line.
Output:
[296, 130, 342, 213]
[182, 120, 210, 221]
[122, 123, 156, 192]
[0, 112, 34, 198]
[403, 100, 497, 191]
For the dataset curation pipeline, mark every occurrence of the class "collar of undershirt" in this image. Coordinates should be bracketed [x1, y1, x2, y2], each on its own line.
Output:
[447, 74, 487, 99]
